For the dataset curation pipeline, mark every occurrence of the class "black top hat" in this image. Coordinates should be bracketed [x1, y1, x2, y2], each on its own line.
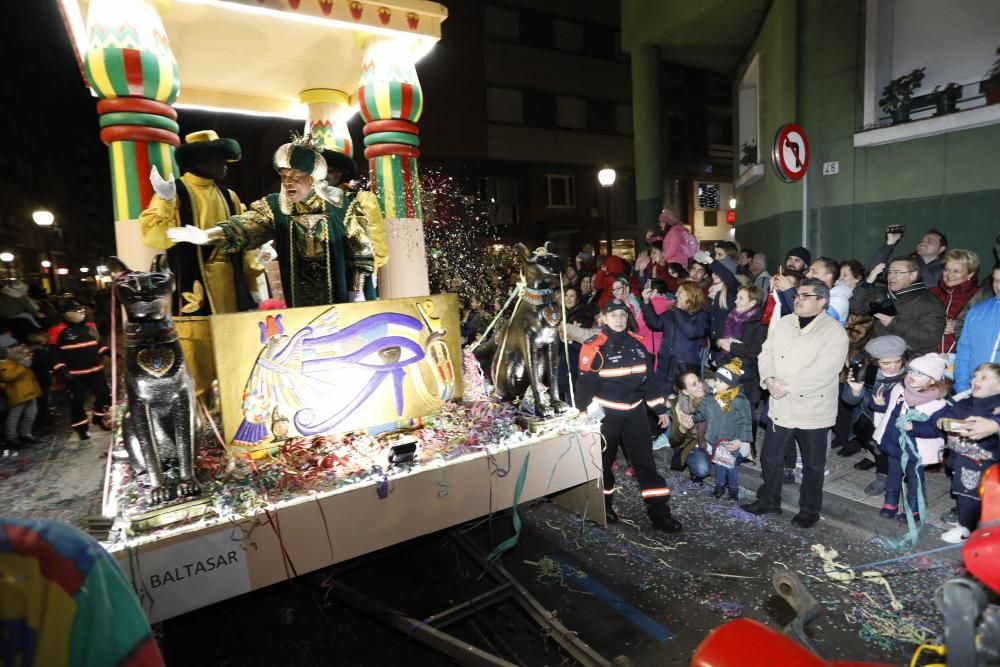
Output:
[321, 149, 359, 182]
[175, 130, 241, 173]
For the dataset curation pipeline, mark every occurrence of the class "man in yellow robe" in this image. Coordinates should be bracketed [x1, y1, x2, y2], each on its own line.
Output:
[139, 130, 263, 315]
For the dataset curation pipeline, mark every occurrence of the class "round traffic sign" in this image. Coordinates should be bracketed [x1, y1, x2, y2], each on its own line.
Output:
[771, 123, 809, 183]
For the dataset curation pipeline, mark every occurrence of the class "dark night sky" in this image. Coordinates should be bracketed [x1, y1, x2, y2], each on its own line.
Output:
[0, 1, 337, 262]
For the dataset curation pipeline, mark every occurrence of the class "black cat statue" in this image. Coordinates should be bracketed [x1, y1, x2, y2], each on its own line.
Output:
[109, 255, 200, 505]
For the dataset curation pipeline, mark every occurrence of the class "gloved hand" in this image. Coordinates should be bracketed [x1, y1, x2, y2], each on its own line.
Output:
[150, 166, 177, 201]
[349, 290, 365, 303]
[693, 250, 712, 265]
[166, 225, 210, 245]
[257, 242, 277, 264]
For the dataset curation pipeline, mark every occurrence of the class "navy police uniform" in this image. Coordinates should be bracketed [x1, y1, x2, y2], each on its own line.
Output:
[575, 300, 681, 532]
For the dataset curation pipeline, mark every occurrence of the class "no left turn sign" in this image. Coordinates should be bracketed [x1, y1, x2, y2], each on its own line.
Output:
[772, 123, 809, 183]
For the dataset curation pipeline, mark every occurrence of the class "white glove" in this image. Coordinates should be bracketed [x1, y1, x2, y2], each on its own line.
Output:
[166, 224, 210, 245]
[349, 290, 366, 303]
[150, 166, 176, 201]
[257, 242, 277, 264]
[693, 250, 712, 264]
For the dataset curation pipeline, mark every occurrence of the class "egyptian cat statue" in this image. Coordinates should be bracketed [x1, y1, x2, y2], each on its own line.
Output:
[109, 255, 200, 505]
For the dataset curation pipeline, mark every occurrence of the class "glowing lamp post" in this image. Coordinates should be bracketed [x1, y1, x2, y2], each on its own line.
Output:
[33, 210, 58, 291]
[597, 168, 616, 258]
[0, 252, 14, 283]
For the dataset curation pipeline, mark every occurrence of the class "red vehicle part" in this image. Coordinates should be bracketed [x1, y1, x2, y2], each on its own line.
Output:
[690, 618, 892, 667]
[963, 464, 1000, 594]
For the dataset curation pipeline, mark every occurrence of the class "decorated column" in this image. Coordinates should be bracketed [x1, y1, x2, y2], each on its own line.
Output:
[358, 36, 429, 298]
[301, 88, 353, 157]
[83, 0, 180, 269]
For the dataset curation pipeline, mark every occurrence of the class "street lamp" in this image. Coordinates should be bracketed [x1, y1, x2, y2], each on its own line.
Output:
[0, 252, 14, 283]
[41, 260, 51, 268]
[33, 210, 57, 292]
[729, 196, 737, 209]
[32, 210, 54, 227]
[597, 167, 616, 258]
[80, 267, 90, 273]
[57, 268, 69, 276]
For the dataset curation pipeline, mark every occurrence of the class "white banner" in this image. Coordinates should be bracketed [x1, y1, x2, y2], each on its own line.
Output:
[115, 528, 251, 623]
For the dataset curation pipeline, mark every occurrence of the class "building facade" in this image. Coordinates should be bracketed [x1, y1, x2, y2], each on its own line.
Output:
[624, 0, 1000, 263]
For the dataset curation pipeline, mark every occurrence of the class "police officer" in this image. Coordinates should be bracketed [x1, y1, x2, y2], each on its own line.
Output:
[576, 299, 682, 532]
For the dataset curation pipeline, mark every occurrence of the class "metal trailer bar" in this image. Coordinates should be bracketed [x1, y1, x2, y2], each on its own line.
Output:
[424, 582, 516, 630]
[324, 578, 518, 667]
[452, 531, 613, 667]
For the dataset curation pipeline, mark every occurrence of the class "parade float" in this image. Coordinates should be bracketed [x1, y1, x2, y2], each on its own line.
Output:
[59, 0, 602, 623]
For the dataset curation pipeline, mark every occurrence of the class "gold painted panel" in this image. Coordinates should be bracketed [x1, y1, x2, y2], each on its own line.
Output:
[209, 295, 462, 456]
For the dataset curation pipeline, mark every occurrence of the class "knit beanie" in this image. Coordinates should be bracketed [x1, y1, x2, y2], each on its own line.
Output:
[785, 246, 812, 266]
[908, 353, 948, 381]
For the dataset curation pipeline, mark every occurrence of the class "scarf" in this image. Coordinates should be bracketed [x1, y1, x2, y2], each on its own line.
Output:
[715, 386, 740, 412]
[723, 306, 759, 340]
[901, 381, 942, 408]
[889, 281, 927, 301]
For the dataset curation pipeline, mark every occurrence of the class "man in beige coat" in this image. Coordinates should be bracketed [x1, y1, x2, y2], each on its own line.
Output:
[741, 278, 848, 528]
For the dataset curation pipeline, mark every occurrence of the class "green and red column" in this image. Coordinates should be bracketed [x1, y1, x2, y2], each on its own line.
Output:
[357, 38, 429, 297]
[83, 0, 180, 267]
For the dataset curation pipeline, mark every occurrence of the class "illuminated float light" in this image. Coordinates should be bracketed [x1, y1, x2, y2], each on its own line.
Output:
[173, 0, 438, 63]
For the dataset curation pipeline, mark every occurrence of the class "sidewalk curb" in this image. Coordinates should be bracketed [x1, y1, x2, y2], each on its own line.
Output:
[737, 465, 956, 555]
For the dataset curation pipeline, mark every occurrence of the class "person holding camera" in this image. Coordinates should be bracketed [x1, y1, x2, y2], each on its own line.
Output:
[867, 226, 948, 288]
[849, 257, 945, 355]
[839, 336, 910, 496]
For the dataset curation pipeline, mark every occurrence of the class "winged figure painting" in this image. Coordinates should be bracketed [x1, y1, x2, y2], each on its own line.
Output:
[232, 308, 430, 446]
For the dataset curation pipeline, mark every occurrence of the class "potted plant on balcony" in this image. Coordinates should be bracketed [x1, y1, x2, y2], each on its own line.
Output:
[931, 83, 963, 115]
[739, 140, 757, 168]
[984, 47, 1000, 105]
[879, 67, 926, 123]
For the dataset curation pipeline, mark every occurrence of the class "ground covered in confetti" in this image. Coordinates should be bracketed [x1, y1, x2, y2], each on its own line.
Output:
[506, 456, 964, 665]
[156, 451, 964, 666]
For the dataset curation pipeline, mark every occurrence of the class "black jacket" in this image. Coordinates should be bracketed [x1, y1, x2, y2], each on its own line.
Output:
[575, 326, 666, 415]
[48, 320, 109, 377]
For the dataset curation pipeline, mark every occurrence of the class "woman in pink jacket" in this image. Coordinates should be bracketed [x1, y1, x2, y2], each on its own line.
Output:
[649, 210, 699, 266]
[635, 279, 673, 367]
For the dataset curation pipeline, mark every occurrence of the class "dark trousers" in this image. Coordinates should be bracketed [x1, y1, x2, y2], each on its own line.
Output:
[832, 394, 856, 447]
[66, 372, 110, 429]
[601, 406, 670, 512]
[885, 455, 924, 513]
[757, 424, 830, 514]
[957, 496, 981, 531]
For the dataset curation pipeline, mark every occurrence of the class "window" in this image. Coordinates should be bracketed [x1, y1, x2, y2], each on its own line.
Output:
[737, 54, 760, 174]
[486, 88, 523, 124]
[519, 11, 553, 49]
[555, 96, 587, 130]
[546, 175, 575, 208]
[583, 23, 613, 59]
[862, 0, 1000, 128]
[523, 90, 555, 128]
[696, 183, 721, 210]
[479, 176, 519, 227]
[483, 6, 519, 41]
[553, 20, 583, 53]
[587, 99, 615, 134]
[615, 104, 633, 135]
[702, 211, 718, 227]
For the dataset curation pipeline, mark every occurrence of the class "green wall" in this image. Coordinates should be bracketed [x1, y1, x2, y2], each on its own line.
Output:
[734, 0, 1000, 266]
